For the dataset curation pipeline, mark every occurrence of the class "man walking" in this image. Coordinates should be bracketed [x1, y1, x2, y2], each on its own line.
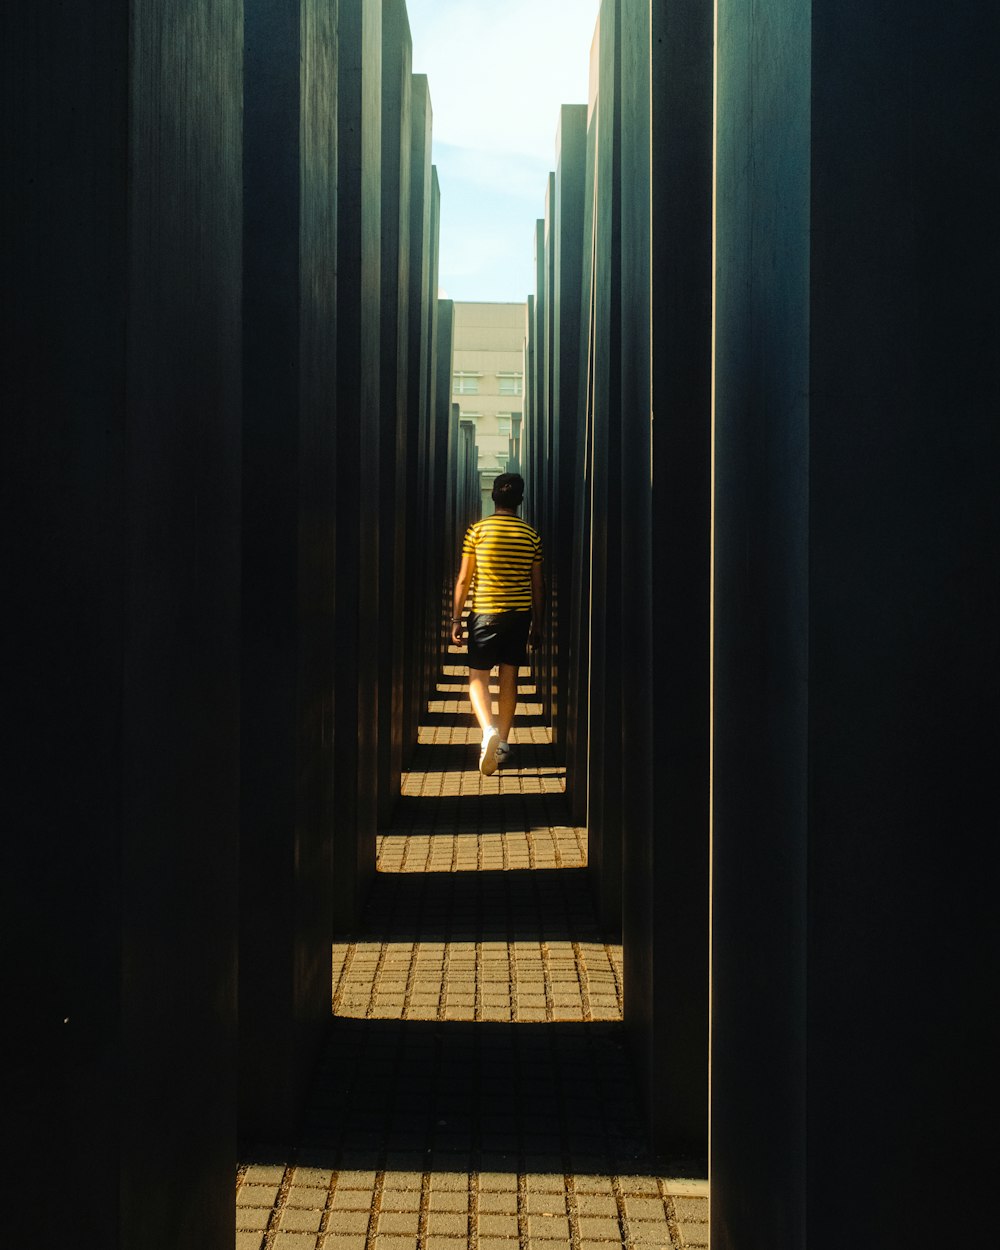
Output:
[450, 473, 545, 776]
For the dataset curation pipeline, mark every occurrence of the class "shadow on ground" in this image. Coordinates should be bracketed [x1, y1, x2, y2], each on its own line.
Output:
[345, 867, 610, 944]
[296, 1017, 707, 1177]
[241, 1019, 706, 1180]
[389, 789, 571, 835]
[401, 740, 560, 773]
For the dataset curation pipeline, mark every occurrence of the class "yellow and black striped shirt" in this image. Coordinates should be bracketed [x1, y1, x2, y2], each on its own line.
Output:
[462, 513, 543, 613]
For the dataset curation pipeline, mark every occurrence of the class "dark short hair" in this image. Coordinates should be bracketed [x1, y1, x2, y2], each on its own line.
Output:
[492, 472, 524, 507]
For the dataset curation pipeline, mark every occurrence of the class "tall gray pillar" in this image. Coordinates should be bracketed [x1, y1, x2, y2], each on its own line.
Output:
[564, 89, 599, 829]
[240, 0, 338, 1143]
[376, 0, 412, 828]
[423, 172, 445, 697]
[6, 3, 242, 1245]
[586, 0, 624, 934]
[712, 1, 999, 1244]
[438, 304, 457, 580]
[460, 419, 479, 533]
[334, 0, 382, 931]
[529, 222, 548, 541]
[619, 0, 713, 1160]
[538, 176, 557, 722]
[524, 288, 537, 511]
[550, 105, 588, 755]
[403, 74, 435, 761]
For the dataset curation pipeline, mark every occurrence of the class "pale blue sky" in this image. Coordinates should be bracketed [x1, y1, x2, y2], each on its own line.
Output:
[405, 0, 601, 303]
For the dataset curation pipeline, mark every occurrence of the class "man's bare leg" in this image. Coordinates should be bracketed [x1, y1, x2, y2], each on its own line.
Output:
[497, 663, 519, 743]
[468, 668, 495, 734]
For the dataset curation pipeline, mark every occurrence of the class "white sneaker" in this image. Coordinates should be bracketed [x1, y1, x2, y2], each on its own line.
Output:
[496, 742, 512, 768]
[479, 727, 500, 776]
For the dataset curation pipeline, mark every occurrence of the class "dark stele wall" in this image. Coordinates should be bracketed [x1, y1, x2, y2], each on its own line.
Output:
[7, 3, 243, 1247]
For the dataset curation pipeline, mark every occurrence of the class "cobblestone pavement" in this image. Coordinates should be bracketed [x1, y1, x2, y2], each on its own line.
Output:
[237, 662, 709, 1250]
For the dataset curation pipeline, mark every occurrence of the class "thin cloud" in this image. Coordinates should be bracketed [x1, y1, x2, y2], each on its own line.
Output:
[406, 0, 601, 300]
[408, 0, 599, 161]
[435, 142, 551, 200]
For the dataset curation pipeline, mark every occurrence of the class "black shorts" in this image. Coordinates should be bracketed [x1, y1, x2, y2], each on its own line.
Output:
[467, 610, 531, 670]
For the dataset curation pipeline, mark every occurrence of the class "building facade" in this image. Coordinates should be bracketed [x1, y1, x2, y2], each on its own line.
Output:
[452, 301, 527, 516]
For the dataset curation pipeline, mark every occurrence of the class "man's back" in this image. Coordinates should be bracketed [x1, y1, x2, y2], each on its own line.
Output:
[462, 513, 543, 613]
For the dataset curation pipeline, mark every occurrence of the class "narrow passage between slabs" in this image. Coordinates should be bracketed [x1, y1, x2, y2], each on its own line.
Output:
[235, 656, 709, 1250]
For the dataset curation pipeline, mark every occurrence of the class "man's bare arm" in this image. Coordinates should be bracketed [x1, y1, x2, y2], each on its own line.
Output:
[530, 561, 546, 649]
[451, 553, 475, 645]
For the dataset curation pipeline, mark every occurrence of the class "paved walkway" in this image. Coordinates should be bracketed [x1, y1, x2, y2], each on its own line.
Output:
[236, 662, 709, 1250]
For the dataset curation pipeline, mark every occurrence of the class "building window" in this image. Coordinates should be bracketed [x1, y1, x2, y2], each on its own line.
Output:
[453, 371, 480, 395]
[497, 414, 513, 435]
[497, 372, 523, 396]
